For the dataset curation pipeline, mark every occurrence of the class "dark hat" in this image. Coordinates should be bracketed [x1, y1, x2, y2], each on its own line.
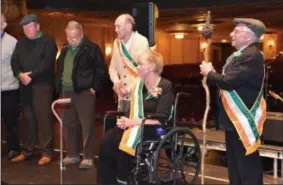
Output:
[20, 14, 39, 25]
[233, 18, 266, 38]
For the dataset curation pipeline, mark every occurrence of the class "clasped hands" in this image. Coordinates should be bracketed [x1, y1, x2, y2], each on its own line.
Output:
[113, 81, 129, 97]
[18, 72, 32, 85]
[199, 61, 215, 76]
[117, 116, 133, 130]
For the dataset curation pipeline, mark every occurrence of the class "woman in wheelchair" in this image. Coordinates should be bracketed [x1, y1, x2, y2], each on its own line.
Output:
[97, 51, 174, 185]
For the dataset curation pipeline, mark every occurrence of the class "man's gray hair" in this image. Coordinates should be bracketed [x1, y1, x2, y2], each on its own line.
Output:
[65, 21, 83, 34]
[246, 27, 260, 43]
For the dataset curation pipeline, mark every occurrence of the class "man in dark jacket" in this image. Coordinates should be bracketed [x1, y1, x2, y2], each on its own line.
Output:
[11, 14, 57, 165]
[55, 21, 106, 169]
[200, 18, 266, 185]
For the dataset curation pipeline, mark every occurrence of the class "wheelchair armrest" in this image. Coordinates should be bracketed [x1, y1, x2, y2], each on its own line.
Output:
[103, 111, 125, 133]
[144, 113, 168, 121]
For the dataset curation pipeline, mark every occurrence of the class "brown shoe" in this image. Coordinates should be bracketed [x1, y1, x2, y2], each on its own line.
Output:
[11, 154, 27, 163]
[38, 156, 52, 166]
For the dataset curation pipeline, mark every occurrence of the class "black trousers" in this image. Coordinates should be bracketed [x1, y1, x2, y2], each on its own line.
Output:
[21, 85, 54, 157]
[225, 130, 263, 185]
[1, 90, 21, 152]
[97, 126, 133, 185]
[61, 90, 96, 159]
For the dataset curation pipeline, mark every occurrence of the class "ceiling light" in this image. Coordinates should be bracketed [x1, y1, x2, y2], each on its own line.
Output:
[175, 33, 184, 39]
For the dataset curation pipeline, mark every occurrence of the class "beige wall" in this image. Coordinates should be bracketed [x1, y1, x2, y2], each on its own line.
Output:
[14, 15, 281, 65]
[38, 17, 203, 66]
[155, 32, 201, 65]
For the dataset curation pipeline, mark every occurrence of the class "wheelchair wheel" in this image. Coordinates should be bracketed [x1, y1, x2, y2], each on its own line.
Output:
[153, 128, 201, 185]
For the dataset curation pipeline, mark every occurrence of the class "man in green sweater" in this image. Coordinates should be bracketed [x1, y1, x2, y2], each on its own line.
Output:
[55, 21, 106, 169]
[11, 14, 57, 166]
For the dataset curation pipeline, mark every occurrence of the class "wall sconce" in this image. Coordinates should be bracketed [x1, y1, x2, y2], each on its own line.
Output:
[105, 44, 112, 56]
[201, 42, 207, 52]
[268, 40, 275, 50]
[260, 35, 264, 41]
[56, 44, 63, 59]
[197, 25, 203, 32]
[221, 39, 228, 43]
[174, 33, 185, 39]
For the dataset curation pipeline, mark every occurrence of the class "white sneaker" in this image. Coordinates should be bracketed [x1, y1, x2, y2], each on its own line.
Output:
[62, 156, 80, 166]
[78, 159, 94, 169]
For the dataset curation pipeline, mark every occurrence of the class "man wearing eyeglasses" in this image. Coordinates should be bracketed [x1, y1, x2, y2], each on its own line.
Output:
[200, 18, 266, 185]
[55, 21, 106, 169]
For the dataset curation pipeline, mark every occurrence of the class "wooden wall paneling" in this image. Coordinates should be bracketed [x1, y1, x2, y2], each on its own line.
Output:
[55, 18, 67, 50]
[103, 27, 116, 65]
[211, 44, 222, 63]
[82, 24, 103, 48]
[155, 31, 170, 65]
[183, 37, 200, 64]
[276, 33, 283, 53]
[169, 36, 183, 64]
[156, 32, 202, 65]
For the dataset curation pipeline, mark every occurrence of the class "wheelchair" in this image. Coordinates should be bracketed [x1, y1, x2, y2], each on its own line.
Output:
[103, 92, 201, 185]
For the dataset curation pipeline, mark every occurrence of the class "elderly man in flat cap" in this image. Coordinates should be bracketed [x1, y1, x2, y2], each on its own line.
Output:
[11, 13, 58, 165]
[200, 18, 266, 185]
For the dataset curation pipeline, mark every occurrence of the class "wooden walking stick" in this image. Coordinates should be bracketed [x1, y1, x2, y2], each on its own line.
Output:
[201, 11, 213, 184]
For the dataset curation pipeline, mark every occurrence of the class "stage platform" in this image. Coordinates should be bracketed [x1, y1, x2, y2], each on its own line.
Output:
[1, 143, 283, 184]
[185, 129, 283, 180]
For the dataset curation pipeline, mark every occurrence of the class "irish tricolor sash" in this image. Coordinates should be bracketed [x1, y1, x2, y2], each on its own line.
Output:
[220, 84, 266, 155]
[119, 79, 144, 156]
[116, 39, 138, 77]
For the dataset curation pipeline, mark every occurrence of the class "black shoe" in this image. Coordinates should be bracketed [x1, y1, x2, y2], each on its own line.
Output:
[7, 150, 20, 160]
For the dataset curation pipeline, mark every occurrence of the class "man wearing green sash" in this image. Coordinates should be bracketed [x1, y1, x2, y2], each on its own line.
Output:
[200, 18, 266, 185]
[109, 14, 149, 113]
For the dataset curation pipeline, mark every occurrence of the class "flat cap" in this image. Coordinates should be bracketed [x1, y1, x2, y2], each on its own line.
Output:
[20, 14, 39, 25]
[233, 18, 266, 38]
